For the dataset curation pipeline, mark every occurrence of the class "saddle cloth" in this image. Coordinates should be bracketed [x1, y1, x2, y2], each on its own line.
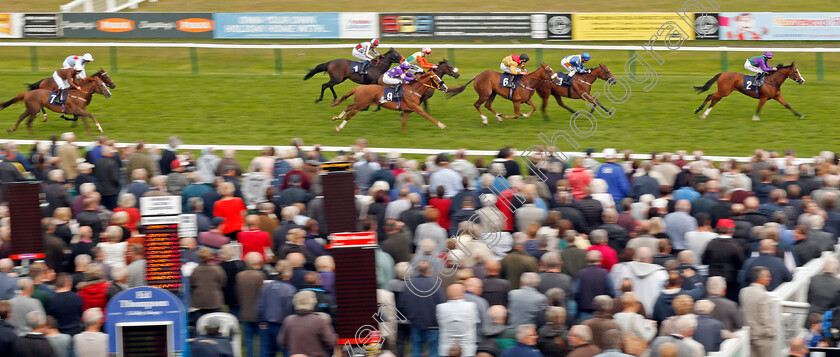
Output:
[382, 85, 403, 103]
[499, 73, 522, 89]
[743, 74, 761, 95]
[350, 61, 366, 74]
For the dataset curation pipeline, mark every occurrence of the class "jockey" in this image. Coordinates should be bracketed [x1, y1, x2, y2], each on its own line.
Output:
[380, 62, 415, 103]
[352, 38, 381, 75]
[561, 52, 590, 79]
[744, 51, 777, 87]
[500, 53, 529, 76]
[63, 53, 94, 79]
[53, 63, 84, 105]
[405, 47, 437, 73]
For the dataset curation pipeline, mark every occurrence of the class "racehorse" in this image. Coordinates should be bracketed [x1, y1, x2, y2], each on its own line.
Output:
[304, 48, 403, 103]
[445, 63, 560, 125]
[693, 62, 805, 121]
[26, 68, 116, 123]
[2, 76, 111, 135]
[536, 64, 617, 116]
[329, 72, 448, 133]
[374, 59, 460, 112]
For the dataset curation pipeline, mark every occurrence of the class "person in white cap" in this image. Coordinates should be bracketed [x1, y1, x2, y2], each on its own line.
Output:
[595, 148, 631, 204]
[63, 53, 94, 79]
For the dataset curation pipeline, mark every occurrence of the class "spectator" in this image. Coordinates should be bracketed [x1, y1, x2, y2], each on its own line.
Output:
[702, 219, 745, 301]
[10, 279, 47, 336]
[0, 258, 16, 300]
[582, 295, 621, 349]
[126, 169, 151, 207]
[214, 182, 247, 241]
[537, 306, 568, 356]
[740, 266, 775, 357]
[199, 217, 230, 250]
[398, 261, 445, 357]
[608, 247, 667, 316]
[93, 146, 121, 210]
[382, 220, 412, 264]
[76, 198, 103, 243]
[106, 267, 128, 302]
[567, 325, 602, 357]
[167, 159, 190, 196]
[692, 300, 723, 353]
[561, 231, 588, 278]
[501, 233, 539, 288]
[96, 226, 127, 270]
[272, 206, 303, 255]
[44, 316, 70, 357]
[238, 215, 273, 261]
[596, 148, 630, 203]
[13, 311, 54, 357]
[508, 272, 548, 328]
[596, 209, 630, 253]
[663, 200, 697, 253]
[299, 272, 335, 319]
[574, 250, 615, 321]
[705, 276, 743, 333]
[430, 154, 464, 199]
[190, 247, 227, 325]
[738, 239, 792, 290]
[159, 136, 180, 175]
[587, 229, 618, 271]
[537, 252, 573, 295]
[125, 142, 155, 185]
[807, 257, 840, 319]
[75, 264, 109, 313]
[649, 315, 698, 357]
[73, 308, 107, 357]
[46, 273, 83, 336]
[593, 329, 635, 357]
[501, 324, 542, 357]
[56, 132, 79, 181]
[180, 237, 200, 264]
[44, 169, 70, 219]
[415, 207, 448, 254]
[612, 292, 657, 343]
[788, 337, 808, 357]
[126, 243, 147, 288]
[256, 260, 296, 357]
[191, 317, 234, 357]
[683, 213, 716, 259]
[218, 245, 244, 317]
[237, 252, 267, 357]
[315, 256, 336, 302]
[652, 270, 703, 324]
[198, 147, 221, 184]
[437, 283, 479, 357]
[0, 301, 17, 353]
[482, 260, 512, 307]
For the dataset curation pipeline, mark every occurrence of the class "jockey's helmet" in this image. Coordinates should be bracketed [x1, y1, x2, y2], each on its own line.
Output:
[422, 47, 432, 55]
[581, 52, 591, 61]
[519, 54, 530, 63]
[371, 39, 380, 46]
[399, 62, 411, 70]
[763, 51, 774, 59]
[73, 63, 84, 72]
[82, 53, 94, 62]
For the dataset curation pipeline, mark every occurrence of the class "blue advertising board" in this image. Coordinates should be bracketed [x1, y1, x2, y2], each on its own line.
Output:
[720, 12, 840, 40]
[213, 12, 339, 38]
[105, 286, 188, 356]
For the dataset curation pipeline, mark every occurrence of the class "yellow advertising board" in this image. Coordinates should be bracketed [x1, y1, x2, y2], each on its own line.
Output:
[572, 13, 696, 40]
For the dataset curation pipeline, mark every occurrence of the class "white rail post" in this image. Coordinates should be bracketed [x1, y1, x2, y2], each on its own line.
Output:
[83, 0, 94, 12]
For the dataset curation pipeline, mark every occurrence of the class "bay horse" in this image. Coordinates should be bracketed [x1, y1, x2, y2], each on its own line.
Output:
[2, 76, 111, 135]
[304, 48, 403, 103]
[445, 63, 560, 125]
[26, 68, 116, 123]
[693, 62, 805, 121]
[329, 72, 448, 133]
[536, 64, 617, 116]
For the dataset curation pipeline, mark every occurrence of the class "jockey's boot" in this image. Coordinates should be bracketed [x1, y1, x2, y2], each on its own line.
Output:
[360, 61, 369, 75]
[57, 89, 67, 105]
[756, 72, 765, 87]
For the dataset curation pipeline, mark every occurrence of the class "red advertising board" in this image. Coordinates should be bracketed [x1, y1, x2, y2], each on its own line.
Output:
[328, 232, 377, 248]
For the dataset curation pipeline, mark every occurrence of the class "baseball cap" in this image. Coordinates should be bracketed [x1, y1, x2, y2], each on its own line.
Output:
[170, 160, 181, 169]
[603, 148, 617, 159]
[77, 162, 94, 171]
[717, 219, 735, 229]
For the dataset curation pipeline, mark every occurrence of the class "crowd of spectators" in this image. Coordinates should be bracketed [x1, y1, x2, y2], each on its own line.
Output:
[1, 135, 839, 357]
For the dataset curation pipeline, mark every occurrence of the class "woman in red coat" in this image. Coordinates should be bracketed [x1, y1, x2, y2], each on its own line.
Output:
[76, 263, 110, 312]
[213, 182, 247, 241]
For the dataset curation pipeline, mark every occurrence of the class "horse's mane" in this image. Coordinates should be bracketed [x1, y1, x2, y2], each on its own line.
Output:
[437, 59, 448, 65]
[777, 63, 792, 69]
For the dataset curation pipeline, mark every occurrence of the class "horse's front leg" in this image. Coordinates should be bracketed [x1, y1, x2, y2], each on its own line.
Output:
[775, 94, 804, 119]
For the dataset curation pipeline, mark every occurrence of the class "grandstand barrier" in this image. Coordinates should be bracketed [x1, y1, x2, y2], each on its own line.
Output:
[0, 139, 821, 164]
[60, 0, 158, 13]
[2, 42, 833, 77]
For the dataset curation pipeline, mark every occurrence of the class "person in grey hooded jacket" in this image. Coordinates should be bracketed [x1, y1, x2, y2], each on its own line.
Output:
[608, 247, 668, 318]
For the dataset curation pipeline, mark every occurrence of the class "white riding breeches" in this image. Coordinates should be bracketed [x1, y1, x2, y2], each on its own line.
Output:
[382, 76, 402, 86]
[744, 60, 762, 74]
[500, 62, 514, 74]
[352, 50, 372, 61]
[53, 71, 70, 90]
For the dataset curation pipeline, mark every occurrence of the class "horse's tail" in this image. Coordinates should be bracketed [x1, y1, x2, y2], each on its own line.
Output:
[303, 62, 330, 81]
[0, 93, 26, 110]
[694, 73, 722, 94]
[445, 77, 476, 99]
[331, 87, 357, 107]
[26, 79, 44, 91]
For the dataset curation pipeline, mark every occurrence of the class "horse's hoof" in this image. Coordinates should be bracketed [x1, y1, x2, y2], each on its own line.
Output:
[6, 128, 13, 133]
[314, 99, 322, 103]
[798, 114, 805, 119]
[334, 127, 341, 132]
[752, 115, 760, 121]
[699, 115, 707, 119]
[97, 124, 104, 132]
[522, 113, 530, 118]
[332, 116, 340, 121]
[438, 122, 446, 129]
